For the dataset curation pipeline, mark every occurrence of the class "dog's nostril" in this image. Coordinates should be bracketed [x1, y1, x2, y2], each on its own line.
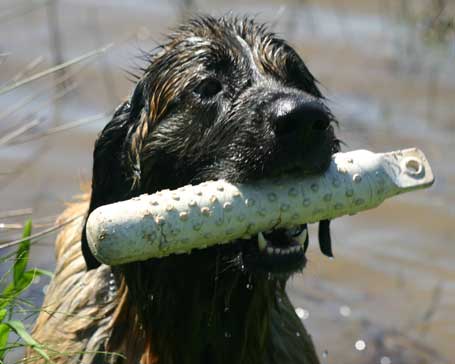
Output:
[275, 113, 299, 136]
[273, 99, 330, 138]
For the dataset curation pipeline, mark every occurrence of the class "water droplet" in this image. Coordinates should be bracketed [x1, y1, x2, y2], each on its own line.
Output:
[355, 198, 365, 206]
[355, 339, 366, 351]
[267, 272, 272, 280]
[268, 193, 277, 202]
[339, 305, 351, 317]
[201, 207, 210, 216]
[311, 183, 319, 192]
[246, 283, 253, 290]
[172, 193, 180, 201]
[42, 284, 49, 294]
[295, 307, 310, 320]
[179, 211, 189, 221]
[323, 193, 332, 201]
[224, 331, 232, 339]
[257, 208, 266, 216]
[322, 350, 329, 358]
[217, 185, 225, 192]
[295, 332, 301, 337]
[288, 188, 298, 197]
[245, 198, 255, 207]
[353, 174, 362, 183]
[171, 226, 182, 236]
[380, 356, 391, 364]
[345, 189, 354, 197]
[303, 198, 311, 207]
[33, 276, 41, 284]
[224, 306, 230, 312]
[223, 202, 232, 211]
[188, 200, 198, 207]
[280, 203, 290, 212]
[149, 294, 154, 302]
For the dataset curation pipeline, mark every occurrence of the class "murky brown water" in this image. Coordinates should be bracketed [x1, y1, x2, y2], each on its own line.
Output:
[1, 0, 454, 363]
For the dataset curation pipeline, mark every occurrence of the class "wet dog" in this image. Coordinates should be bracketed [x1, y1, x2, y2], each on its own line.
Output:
[29, 16, 339, 364]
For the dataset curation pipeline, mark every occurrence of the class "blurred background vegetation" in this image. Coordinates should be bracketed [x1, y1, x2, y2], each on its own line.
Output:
[0, 0, 454, 363]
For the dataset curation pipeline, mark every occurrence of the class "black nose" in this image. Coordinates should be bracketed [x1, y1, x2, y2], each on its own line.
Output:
[272, 96, 330, 139]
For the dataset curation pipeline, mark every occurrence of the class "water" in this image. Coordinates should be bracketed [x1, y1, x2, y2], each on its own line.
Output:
[1, 0, 454, 362]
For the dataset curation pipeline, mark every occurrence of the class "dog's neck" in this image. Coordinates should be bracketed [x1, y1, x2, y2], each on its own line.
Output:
[109, 261, 281, 364]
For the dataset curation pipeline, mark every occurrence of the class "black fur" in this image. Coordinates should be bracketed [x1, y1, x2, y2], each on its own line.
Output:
[81, 15, 340, 364]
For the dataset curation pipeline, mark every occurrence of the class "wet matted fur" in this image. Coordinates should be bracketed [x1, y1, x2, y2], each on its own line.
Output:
[28, 15, 340, 364]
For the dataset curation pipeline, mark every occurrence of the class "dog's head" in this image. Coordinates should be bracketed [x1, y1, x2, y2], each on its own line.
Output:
[80, 15, 339, 363]
[82, 16, 339, 277]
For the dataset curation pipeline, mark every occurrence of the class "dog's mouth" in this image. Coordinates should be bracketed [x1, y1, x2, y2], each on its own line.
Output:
[235, 224, 309, 275]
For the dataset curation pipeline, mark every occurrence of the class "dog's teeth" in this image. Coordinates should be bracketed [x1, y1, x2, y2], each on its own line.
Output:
[258, 232, 267, 251]
[295, 228, 308, 245]
[266, 246, 274, 255]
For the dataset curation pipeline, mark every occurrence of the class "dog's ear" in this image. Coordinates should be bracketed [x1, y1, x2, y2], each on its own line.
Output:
[81, 80, 147, 269]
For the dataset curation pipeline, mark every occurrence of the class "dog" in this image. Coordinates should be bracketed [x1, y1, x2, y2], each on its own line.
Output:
[28, 15, 339, 364]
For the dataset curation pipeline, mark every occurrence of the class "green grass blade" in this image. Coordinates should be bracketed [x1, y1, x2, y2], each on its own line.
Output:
[0, 323, 11, 360]
[0, 270, 41, 311]
[13, 220, 32, 287]
[0, 309, 6, 322]
[5, 320, 52, 362]
[30, 268, 53, 278]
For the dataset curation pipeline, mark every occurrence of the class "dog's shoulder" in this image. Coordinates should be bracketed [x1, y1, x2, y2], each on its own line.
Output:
[29, 193, 121, 364]
[53, 192, 89, 260]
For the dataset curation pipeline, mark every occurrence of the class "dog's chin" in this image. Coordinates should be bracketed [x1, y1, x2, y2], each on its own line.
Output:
[237, 224, 309, 276]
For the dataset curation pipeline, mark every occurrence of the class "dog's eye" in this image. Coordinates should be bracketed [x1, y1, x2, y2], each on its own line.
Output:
[194, 78, 222, 99]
